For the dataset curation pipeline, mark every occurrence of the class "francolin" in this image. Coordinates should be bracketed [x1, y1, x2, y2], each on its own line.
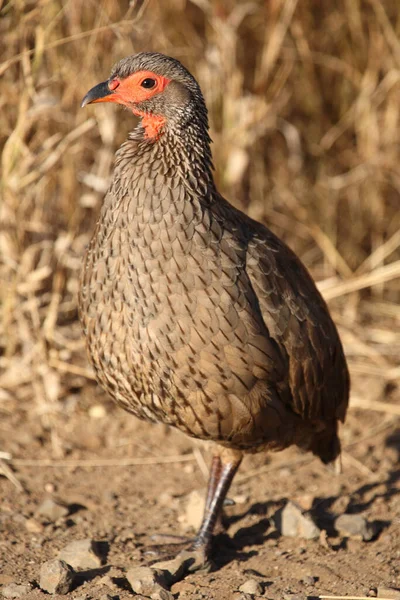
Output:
[80, 52, 349, 565]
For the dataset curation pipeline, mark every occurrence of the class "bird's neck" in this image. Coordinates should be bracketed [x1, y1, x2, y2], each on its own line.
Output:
[99, 118, 218, 238]
[113, 117, 216, 205]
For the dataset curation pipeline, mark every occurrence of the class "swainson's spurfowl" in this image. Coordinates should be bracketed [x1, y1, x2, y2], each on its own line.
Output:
[80, 52, 349, 565]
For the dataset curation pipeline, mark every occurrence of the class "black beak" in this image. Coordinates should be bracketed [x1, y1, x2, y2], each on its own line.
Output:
[81, 80, 113, 108]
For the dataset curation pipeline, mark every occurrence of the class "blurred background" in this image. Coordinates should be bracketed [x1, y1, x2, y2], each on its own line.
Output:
[1, 0, 399, 438]
[0, 1, 399, 595]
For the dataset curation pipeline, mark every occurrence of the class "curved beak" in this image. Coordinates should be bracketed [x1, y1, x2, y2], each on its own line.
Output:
[81, 80, 114, 108]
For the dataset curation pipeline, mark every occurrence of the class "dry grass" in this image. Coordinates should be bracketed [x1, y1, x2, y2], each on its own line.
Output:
[0, 0, 399, 447]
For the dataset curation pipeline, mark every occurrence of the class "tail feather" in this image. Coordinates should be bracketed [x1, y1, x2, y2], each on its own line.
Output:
[308, 425, 341, 466]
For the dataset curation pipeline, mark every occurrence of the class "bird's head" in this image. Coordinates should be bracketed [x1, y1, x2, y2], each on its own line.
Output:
[81, 52, 208, 140]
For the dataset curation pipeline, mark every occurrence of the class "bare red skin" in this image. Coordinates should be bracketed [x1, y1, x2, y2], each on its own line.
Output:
[91, 70, 170, 139]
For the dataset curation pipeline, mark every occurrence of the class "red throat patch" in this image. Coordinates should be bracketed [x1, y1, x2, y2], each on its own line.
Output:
[137, 112, 166, 140]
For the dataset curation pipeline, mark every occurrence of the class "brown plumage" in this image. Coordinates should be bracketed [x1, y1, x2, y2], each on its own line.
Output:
[80, 52, 349, 563]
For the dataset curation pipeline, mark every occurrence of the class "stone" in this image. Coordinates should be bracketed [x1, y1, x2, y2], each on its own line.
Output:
[238, 578, 263, 595]
[293, 494, 314, 511]
[273, 501, 320, 540]
[39, 559, 75, 594]
[302, 575, 317, 585]
[1, 583, 32, 598]
[58, 539, 104, 569]
[151, 556, 189, 584]
[150, 590, 174, 600]
[25, 517, 44, 533]
[36, 497, 69, 521]
[150, 549, 208, 583]
[126, 566, 169, 596]
[95, 575, 114, 588]
[88, 404, 107, 419]
[335, 513, 378, 541]
[232, 494, 249, 504]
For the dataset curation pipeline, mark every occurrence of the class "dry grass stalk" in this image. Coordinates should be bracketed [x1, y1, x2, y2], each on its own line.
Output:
[8, 454, 196, 468]
[0, 458, 24, 492]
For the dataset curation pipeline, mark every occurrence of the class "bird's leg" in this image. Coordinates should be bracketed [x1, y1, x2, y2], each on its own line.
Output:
[147, 456, 224, 547]
[205, 455, 222, 512]
[203, 455, 225, 535]
[191, 449, 242, 554]
[145, 450, 242, 569]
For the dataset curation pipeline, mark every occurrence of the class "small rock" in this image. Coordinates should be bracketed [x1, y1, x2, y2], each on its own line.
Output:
[184, 490, 205, 531]
[239, 578, 263, 595]
[40, 559, 75, 594]
[368, 588, 377, 597]
[377, 588, 400, 599]
[319, 529, 333, 550]
[126, 566, 168, 596]
[88, 404, 107, 419]
[95, 575, 114, 588]
[232, 494, 249, 504]
[273, 501, 320, 540]
[150, 590, 174, 600]
[151, 557, 189, 584]
[302, 575, 317, 585]
[36, 497, 69, 521]
[1, 583, 33, 598]
[293, 494, 314, 511]
[25, 517, 44, 533]
[58, 539, 104, 569]
[335, 513, 378, 541]
[158, 492, 173, 507]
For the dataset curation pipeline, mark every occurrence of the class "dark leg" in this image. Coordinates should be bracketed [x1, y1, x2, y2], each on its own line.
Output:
[148, 456, 225, 547]
[145, 450, 242, 570]
[204, 455, 222, 512]
[192, 454, 242, 553]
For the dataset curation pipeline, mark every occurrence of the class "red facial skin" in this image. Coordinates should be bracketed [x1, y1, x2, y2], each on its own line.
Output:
[91, 70, 170, 140]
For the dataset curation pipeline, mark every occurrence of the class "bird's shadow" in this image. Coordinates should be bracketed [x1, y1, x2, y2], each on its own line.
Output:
[72, 565, 111, 589]
[212, 502, 279, 569]
[212, 458, 399, 569]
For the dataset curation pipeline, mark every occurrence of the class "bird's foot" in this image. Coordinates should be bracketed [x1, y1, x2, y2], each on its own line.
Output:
[143, 534, 212, 574]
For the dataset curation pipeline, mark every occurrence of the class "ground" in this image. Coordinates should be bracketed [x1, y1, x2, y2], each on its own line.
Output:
[0, 371, 399, 600]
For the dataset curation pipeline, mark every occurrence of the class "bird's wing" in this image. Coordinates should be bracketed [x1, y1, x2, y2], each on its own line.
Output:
[215, 197, 349, 424]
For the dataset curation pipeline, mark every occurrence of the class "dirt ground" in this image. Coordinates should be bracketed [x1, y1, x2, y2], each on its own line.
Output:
[0, 370, 399, 600]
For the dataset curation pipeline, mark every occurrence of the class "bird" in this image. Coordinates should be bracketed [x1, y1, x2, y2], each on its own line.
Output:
[79, 52, 350, 566]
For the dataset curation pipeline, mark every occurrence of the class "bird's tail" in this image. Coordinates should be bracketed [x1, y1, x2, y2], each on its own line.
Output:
[308, 424, 342, 467]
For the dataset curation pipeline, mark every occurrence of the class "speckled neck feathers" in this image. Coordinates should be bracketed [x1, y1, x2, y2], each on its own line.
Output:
[114, 100, 215, 205]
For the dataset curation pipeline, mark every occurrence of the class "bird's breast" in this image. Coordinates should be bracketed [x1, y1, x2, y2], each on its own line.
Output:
[78, 181, 284, 441]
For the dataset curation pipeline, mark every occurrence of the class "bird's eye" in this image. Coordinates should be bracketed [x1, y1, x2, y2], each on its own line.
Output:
[141, 78, 157, 89]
